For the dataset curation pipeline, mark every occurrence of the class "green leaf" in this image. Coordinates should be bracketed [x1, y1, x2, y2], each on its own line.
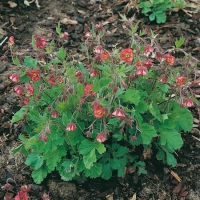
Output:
[11, 107, 26, 124]
[155, 12, 167, 23]
[25, 152, 43, 170]
[24, 56, 37, 68]
[107, 118, 120, 126]
[136, 101, 148, 114]
[56, 47, 66, 61]
[94, 141, 106, 154]
[175, 107, 193, 132]
[83, 148, 96, 169]
[175, 35, 185, 48]
[12, 144, 24, 154]
[79, 140, 97, 169]
[62, 112, 72, 126]
[12, 57, 21, 67]
[159, 127, 183, 150]
[122, 89, 140, 105]
[159, 84, 170, 93]
[49, 59, 61, 64]
[166, 153, 177, 167]
[43, 145, 66, 172]
[24, 136, 38, 150]
[67, 130, 85, 146]
[149, 103, 162, 122]
[77, 83, 84, 97]
[115, 146, 129, 157]
[112, 157, 127, 177]
[156, 148, 165, 161]
[101, 163, 112, 180]
[85, 163, 102, 178]
[66, 68, 76, 76]
[138, 1, 152, 9]
[149, 13, 155, 21]
[140, 123, 157, 144]
[12, 57, 21, 66]
[56, 21, 61, 35]
[32, 166, 48, 184]
[57, 157, 80, 181]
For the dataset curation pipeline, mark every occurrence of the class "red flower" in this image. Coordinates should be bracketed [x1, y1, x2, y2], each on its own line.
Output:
[120, 48, 133, 63]
[165, 54, 174, 66]
[144, 45, 154, 54]
[85, 131, 91, 137]
[66, 123, 77, 131]
[15, 191, 29, 200]
[144, 59, 152, 69]
[84, 32, 92, 38]
[94, 23, 103, 31]
[93, 105, 107, 118]
[8, 36, 14, 46]
[155, 51, 163, 61]
[136, 67, 147, 76]
[57, 76, 63, 84]
[183, 98, 194, 107]
[48, 75, 57, 85]
[26, 84, 34, 95]
[39, 134, 48, 142]
[42, 192, 50, 200]
[112, 108, 126, 120]
[136, 60, 144, 68]
[61, 32, 69, 40]
[100, 51, 110, 62]
[21, 97, 29, 106]
[96, 133, 107, 142]
[14, 85, 24, 95]
[94, 45, 103, 54]
[84, 84, 96, 96]
[51, 110, 59, 118]
[75, 71, 82, 78]
[160, 76, 168, 83]
[131, 136, 137, 141]
[34, 34, 46, 49]
[26, 70, 40, 81]
[9, 73, 20, 82]
[90, 69, 99, 77]
[21, 185, 31, 193]
[176, 76, 187, 86]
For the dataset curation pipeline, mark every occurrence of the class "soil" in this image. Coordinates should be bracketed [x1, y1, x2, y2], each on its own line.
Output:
[0, 0, 200, 199]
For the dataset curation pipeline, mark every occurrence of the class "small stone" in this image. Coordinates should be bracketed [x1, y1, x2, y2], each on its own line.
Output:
[0, 62, 7, 72]
[0, 83, 5, 90]
[194, 38, 200, 46]
[76, 17, 85, 24]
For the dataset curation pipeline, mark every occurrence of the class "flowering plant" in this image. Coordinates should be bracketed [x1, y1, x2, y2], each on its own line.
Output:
[10, 22, 196, 184]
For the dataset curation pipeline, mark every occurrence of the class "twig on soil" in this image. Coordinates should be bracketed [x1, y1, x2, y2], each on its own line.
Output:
[192, 135, 200, 142]
[0, 36, 8, 47]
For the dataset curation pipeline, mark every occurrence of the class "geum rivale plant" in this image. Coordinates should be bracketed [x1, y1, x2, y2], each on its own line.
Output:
[10, 25, 195, 184]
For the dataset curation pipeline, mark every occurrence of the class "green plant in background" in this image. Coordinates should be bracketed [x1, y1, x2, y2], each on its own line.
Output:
[138, 0, 172, 23]
[8, 21, 196, 184]
[138, 0, 187, 23]
[172, 0, 187, 12]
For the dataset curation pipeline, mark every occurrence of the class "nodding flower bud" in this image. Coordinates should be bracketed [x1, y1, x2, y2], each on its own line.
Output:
[51, 110, 59, 118]
[112, 108, 126, 120]
[131, 136, 137, 141]
[66, 123, 77, 131]
[85, 131, 91, 137]
[96, 133, 107, 143]
[39, 135, 48, 142]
